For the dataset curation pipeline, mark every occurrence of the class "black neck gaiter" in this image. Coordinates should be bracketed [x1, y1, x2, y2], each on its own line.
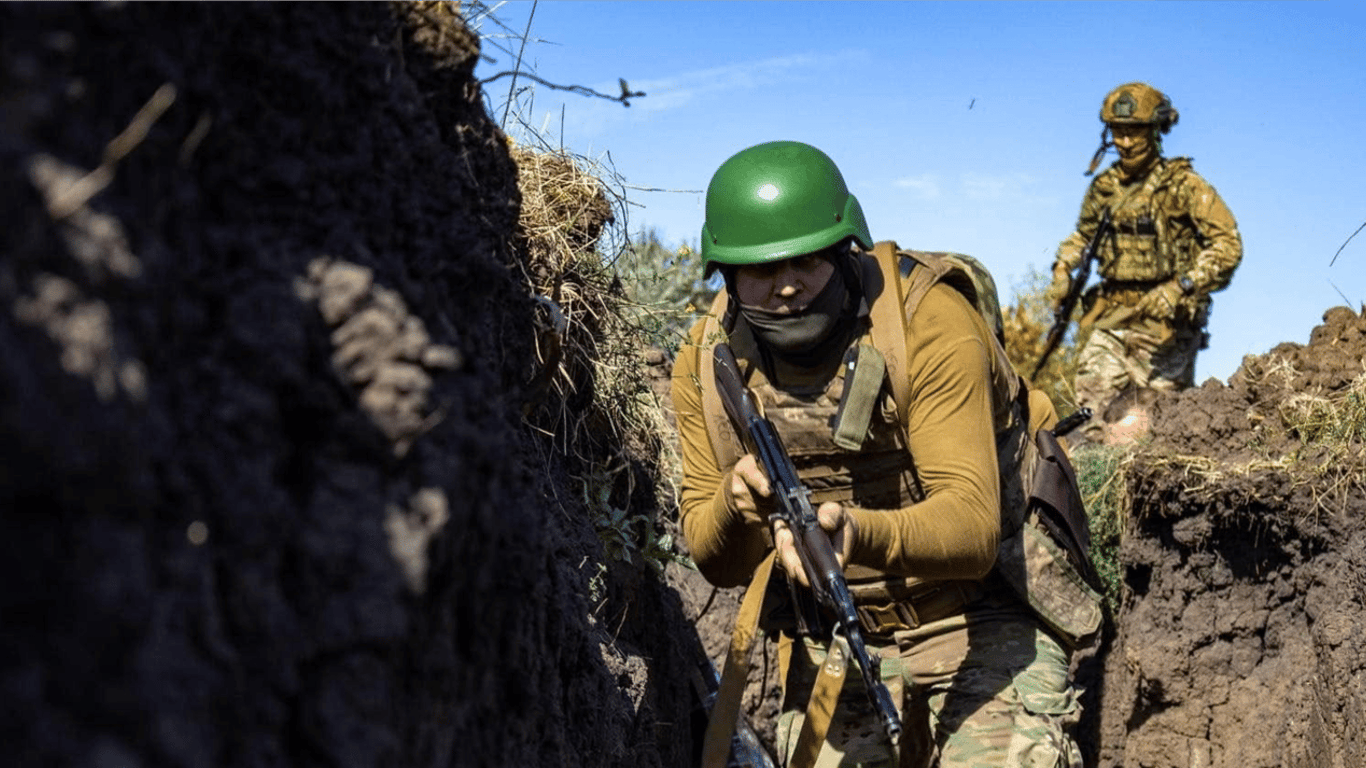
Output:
[738, 265, 855, 369]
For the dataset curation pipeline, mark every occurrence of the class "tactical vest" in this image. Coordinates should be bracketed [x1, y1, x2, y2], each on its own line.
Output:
[695, 244, 1103, 646]
[1098, 157, 1197, 284]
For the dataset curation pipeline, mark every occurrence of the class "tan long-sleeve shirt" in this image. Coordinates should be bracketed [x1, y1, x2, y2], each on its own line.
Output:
[671, 283, 1001, 589]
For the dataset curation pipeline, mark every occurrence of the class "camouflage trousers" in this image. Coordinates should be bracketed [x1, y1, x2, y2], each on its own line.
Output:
[774, 593, 1083, 768]
[1073, 321, 1203, 442]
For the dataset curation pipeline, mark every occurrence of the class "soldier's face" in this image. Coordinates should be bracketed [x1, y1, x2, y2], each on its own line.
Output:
[1111, 124, 1157, 171]
[734, 252, 835, 313]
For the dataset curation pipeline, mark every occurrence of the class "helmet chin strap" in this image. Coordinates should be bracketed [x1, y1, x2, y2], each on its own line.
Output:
[1087, 125, 1163, 177]
[1085, 125, 1111, 176]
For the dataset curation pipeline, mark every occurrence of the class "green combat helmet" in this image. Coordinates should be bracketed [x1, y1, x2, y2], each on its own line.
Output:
[701, 141, 873, 275]
[1086, 82, 1180, 174]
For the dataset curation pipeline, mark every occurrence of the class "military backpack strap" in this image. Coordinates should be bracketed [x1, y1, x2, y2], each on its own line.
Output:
[867, 243, 968, 418]
[866, 242, 913, 414]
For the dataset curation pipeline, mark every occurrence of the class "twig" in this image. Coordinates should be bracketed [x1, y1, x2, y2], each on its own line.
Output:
[623, 184, 704, 194]
[47, 83, 177, 219]
[501, 0, 537, 127]
[482, 69, 646, 107]
[1330, 220, 1365, 267]
[1328, 279, 1352, 306]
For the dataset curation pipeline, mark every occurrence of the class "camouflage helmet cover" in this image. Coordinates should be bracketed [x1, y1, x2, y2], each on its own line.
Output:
[1100, 82, 1179, 133]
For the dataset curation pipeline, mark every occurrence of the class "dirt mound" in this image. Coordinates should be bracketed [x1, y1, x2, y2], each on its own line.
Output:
[1095, 305, 1366, 767]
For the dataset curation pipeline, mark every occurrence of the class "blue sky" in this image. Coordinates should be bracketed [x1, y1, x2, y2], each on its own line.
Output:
[468, 1, 1365, 384]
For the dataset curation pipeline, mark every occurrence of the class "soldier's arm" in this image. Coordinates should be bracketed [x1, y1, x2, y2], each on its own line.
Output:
[1177, 170, 1243, 294]
[1050, 179, 1110, 296]
[845, 285, 1001, 580]
[671, 331, 772, 588]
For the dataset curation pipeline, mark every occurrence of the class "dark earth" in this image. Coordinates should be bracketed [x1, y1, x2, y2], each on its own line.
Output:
[2, 4, 1362, 767]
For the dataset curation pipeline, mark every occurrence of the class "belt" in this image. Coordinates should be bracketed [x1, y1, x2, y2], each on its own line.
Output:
[1100, 279, 1166, 298]
[849, 580, 984, 637]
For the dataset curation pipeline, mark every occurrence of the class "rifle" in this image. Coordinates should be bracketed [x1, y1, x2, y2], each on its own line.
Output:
[1032, 207, 1112, 381]
[712, 343, 902, 747]
[1051, 407, 1092, 439]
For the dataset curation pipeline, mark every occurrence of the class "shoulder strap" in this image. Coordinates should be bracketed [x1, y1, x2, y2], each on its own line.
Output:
[868, 242, 976, 417]
[697, 291, 758, 471]
[871, 243, 1033, 493]
[867, 242, 913, 413]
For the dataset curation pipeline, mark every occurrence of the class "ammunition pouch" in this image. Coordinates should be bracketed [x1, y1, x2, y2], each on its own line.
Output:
[848, 579, 983, 637]
[1102, 220, 1175, 284]
[994, 428, 1104, 648]
[761, 574, 984, 640]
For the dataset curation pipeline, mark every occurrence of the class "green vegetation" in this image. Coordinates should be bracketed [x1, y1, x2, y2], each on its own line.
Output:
[1002, 266, 1084, 416]
[612, 228, 716, 352]
[582, 461, 679, 574]
[1071, 446, 1131, 615]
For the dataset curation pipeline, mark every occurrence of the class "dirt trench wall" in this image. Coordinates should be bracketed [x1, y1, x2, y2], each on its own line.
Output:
[0, 4, 693, 767]
[1096, 307, 1366, 768]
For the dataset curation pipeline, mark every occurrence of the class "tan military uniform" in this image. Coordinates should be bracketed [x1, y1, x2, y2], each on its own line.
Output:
[1053, 156, 1241, 439]
[673, 278, 1083, 767]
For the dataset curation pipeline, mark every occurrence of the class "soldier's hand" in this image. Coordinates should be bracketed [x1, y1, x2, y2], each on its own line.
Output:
[772, 502, 856, 588]
[727, 453, 772, 526]
[1136, 280, 1183, 319]
[1044, 273, 1071, 307]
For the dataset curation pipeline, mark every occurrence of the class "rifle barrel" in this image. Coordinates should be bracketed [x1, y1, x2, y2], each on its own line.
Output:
[712, 343, 903, 747]
[1032, 208, 1112, 381]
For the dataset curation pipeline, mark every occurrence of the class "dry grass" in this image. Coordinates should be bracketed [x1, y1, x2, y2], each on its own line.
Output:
[1124, 433, 1364, 522]
[1001, 266, 1083, 414]
[512, 141, 625, 447]
[1278, 371, 1366, 446]
[508, 138, 683, 565]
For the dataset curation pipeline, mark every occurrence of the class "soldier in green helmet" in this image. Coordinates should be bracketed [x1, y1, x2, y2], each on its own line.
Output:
[1048, 82, 1243, 444]
[673, 141, 1089, 767]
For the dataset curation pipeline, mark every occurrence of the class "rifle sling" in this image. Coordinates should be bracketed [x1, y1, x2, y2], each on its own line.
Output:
[789, 634, 852, 768]
[701, 551, 777, 768]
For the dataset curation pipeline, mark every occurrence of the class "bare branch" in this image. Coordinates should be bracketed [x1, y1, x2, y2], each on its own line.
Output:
[481, 70, 646, 108]
[1330, 220, 1365, 267]
[47, 83, 177, 219]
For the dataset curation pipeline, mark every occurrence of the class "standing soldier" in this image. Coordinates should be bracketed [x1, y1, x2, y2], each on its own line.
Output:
[1046, 82, 1242, 442]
